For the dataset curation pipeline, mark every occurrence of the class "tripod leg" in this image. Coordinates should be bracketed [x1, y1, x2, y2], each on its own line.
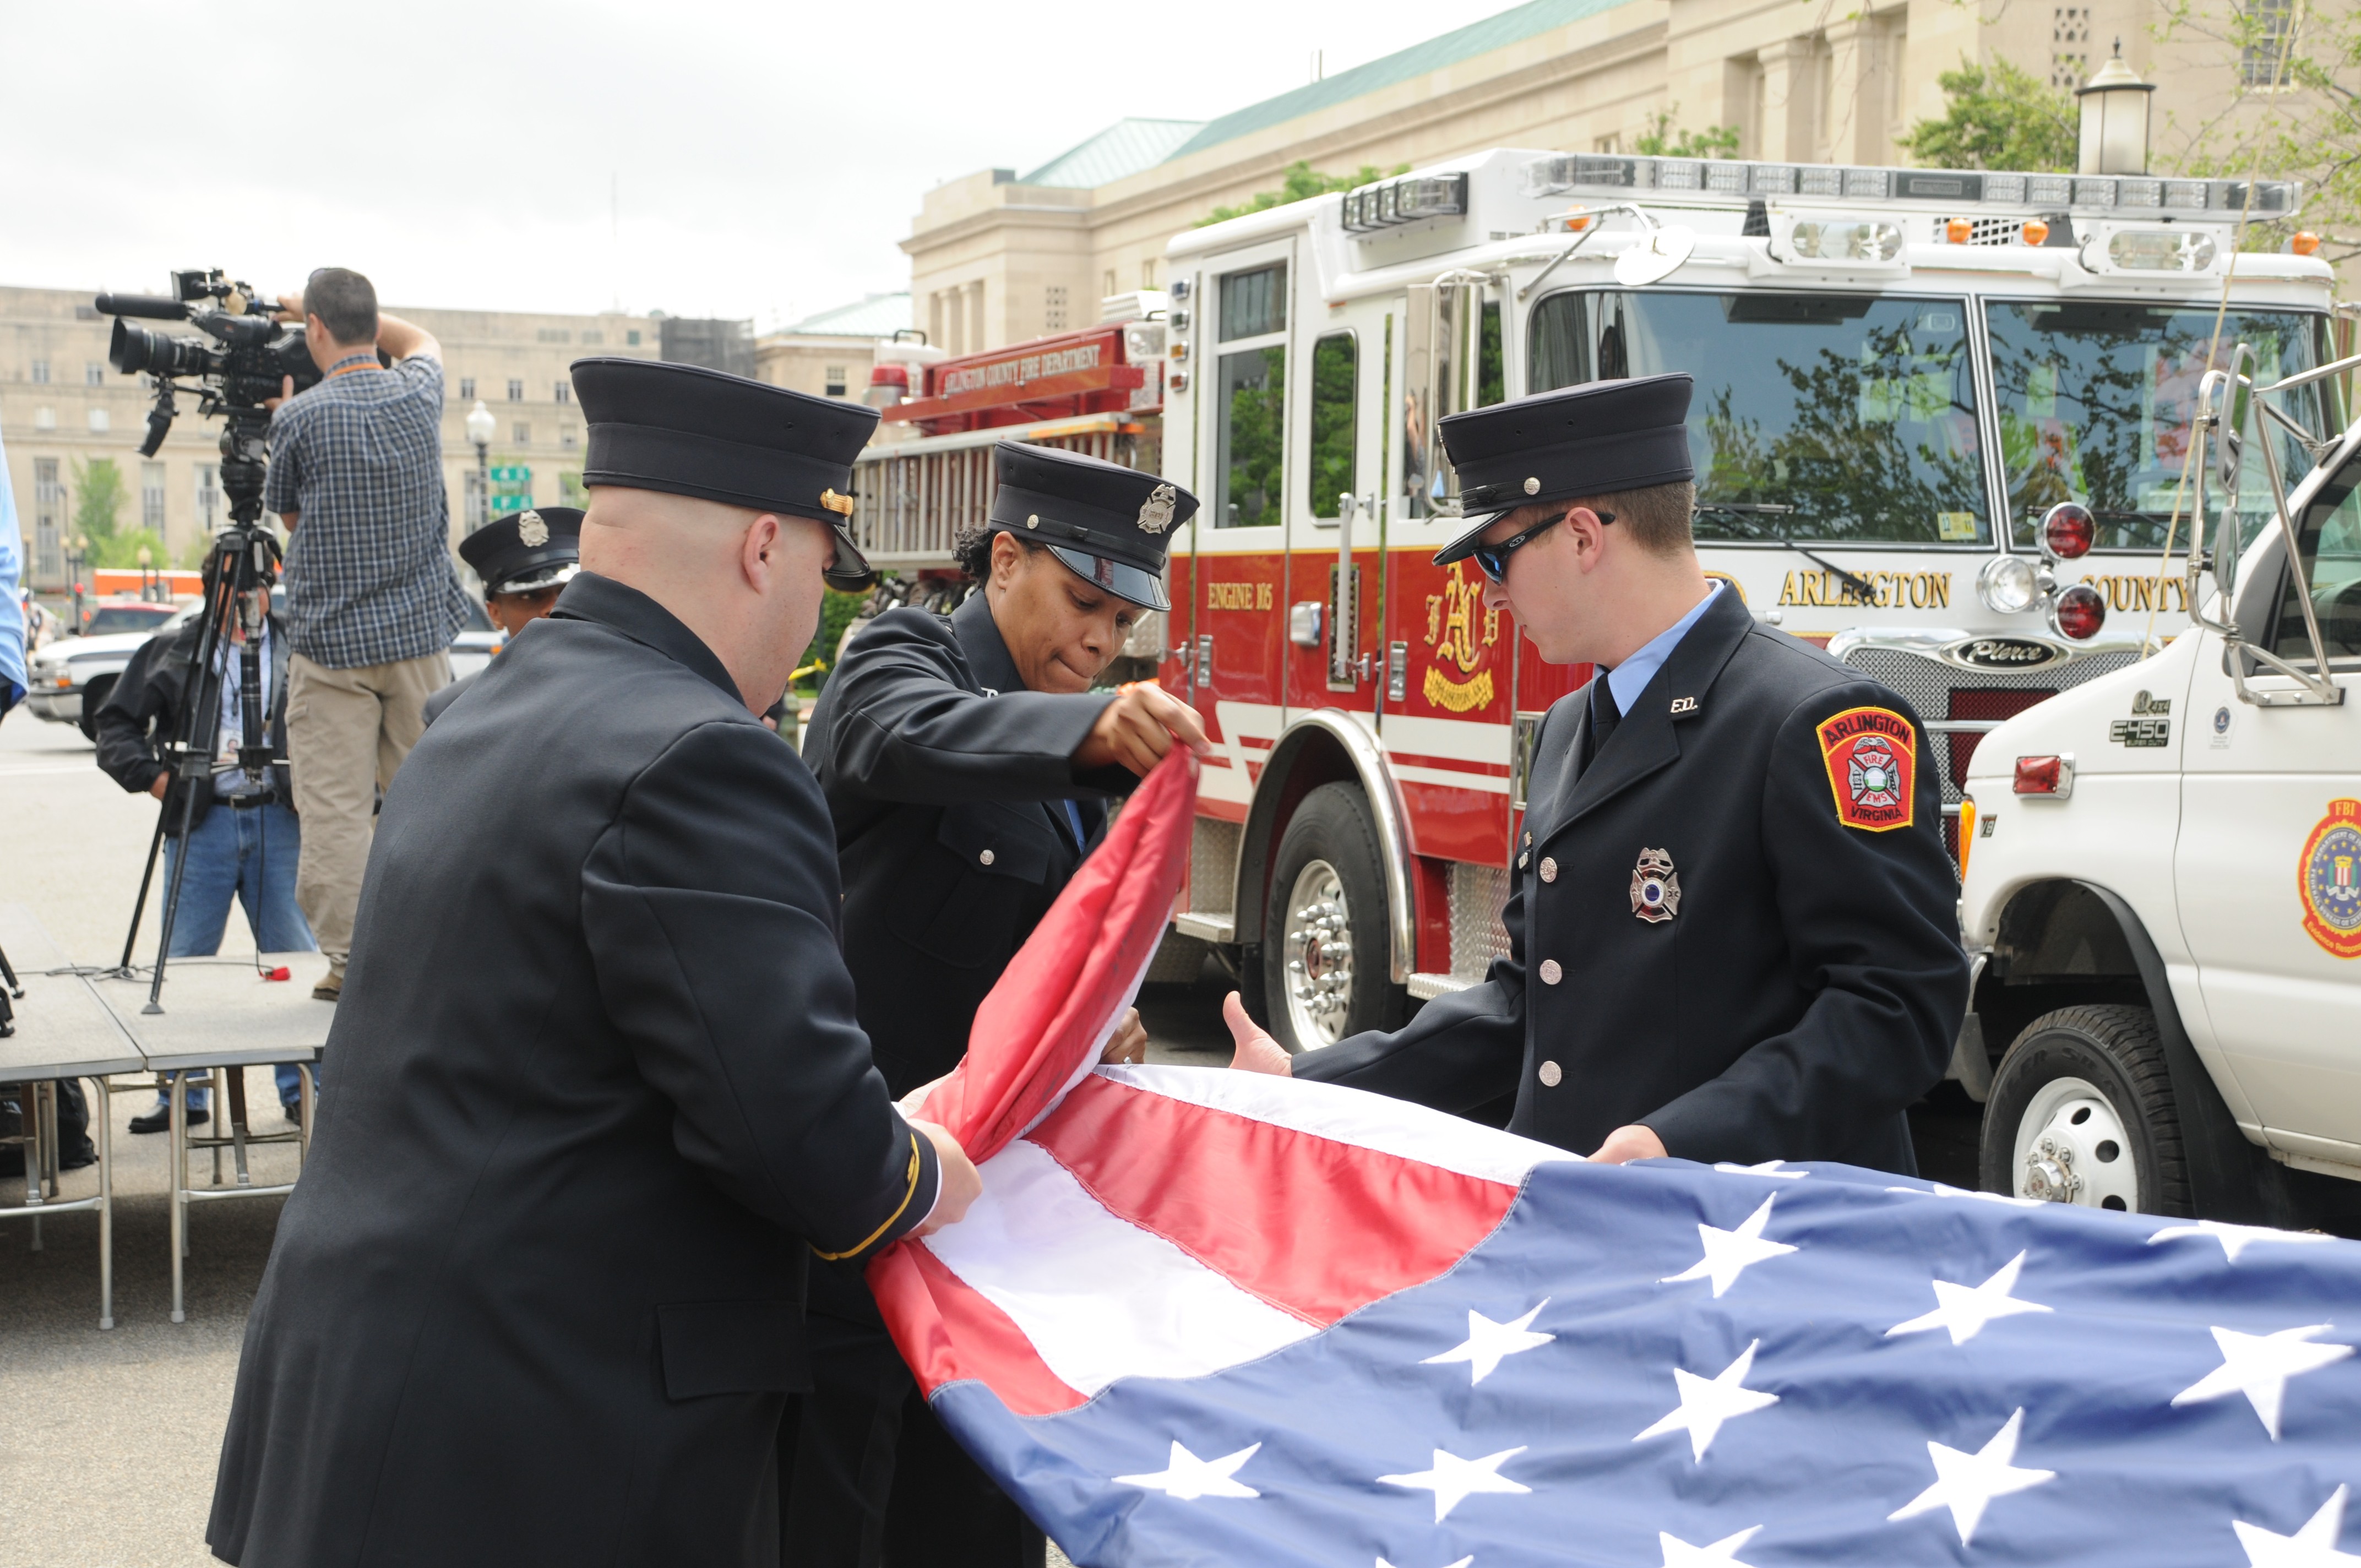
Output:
[120, 812, 169, 971]
[227, 1069, 252, 1188]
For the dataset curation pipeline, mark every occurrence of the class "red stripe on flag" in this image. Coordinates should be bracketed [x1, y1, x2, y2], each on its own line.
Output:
[868, 1237, 1090, 1415]
[1026, 1074, 1517, 1327]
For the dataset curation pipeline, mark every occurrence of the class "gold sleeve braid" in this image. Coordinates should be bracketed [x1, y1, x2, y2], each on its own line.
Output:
[812, 1134, 925, 1261]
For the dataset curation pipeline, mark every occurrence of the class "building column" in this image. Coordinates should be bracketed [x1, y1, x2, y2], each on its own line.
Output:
[1822, 17, 1875, 165]
[965, 281, 987, 353]
[1754, 37, 1819, 164]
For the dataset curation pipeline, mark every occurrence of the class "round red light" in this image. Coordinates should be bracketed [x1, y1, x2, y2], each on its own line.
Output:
[2042, 501, 2096, 560]
[2053, 582, 2106, 640]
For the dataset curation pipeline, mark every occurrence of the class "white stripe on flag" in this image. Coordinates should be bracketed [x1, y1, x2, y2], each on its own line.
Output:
[1094, 1064, 1578, 1188]
[922, 1137, 1320, 1396]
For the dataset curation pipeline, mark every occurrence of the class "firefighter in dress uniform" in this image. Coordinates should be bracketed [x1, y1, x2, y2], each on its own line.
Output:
[421, 505, 583, 727]
[206, 360, 984, 1568]
[1227, 373, 1969, 1172]
[786, 442, 1209, 1568]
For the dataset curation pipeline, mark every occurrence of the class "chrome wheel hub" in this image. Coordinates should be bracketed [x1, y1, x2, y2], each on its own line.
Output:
[2012, 1075, 2139, 1211]
[1282, 859, 1353, 1047]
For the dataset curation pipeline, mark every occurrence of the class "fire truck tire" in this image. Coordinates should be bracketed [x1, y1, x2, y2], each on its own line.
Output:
[1979, 1004, 2192, 1217]
[1261, 782, 1406, 1055]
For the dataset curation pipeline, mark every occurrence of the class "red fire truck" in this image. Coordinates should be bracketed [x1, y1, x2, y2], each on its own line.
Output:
[854, 146, 2342, 1062]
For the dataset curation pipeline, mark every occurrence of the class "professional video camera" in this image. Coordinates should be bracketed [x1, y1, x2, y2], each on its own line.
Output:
[96, 268, 320, 460]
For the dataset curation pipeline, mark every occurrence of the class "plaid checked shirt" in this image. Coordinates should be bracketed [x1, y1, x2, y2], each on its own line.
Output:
[266, 353, 469, 669]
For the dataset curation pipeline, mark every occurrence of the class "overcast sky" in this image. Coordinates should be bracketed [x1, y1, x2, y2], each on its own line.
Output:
[2, 0, 1510, 329]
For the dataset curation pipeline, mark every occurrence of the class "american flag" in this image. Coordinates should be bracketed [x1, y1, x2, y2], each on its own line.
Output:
[872, 754, 2361, 1566]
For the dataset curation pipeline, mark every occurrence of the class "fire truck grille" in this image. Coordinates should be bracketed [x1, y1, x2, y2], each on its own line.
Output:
[1450, 863, 1512, 981]
[1189, 819, 1241, 917]
[1837, 644, 2142, 808]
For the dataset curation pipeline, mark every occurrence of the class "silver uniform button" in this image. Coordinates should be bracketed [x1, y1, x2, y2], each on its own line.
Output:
[980, 849, 995, 866]
[1538, 1060, 1563, 1087]
[1517, 852, 1528, 869]
[1538, 959, 1562, 985]
[1539, 857, 1558, 883]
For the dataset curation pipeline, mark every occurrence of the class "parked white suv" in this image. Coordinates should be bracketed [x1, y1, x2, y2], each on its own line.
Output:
[1957, 352, 2361, 1229]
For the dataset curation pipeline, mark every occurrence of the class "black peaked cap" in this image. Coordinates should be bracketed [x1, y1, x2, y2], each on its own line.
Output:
[458, 507, 581, 597]
[1432, 373, 1696, 565]
[986, 442, 1196, 612]
[572, 357, 879, 588]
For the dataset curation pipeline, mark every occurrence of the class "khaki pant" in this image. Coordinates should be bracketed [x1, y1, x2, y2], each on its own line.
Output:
[286, 649, 450, 971]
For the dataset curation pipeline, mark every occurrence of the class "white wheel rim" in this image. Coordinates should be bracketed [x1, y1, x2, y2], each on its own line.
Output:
[1281, 859, 1353, 1048]
[2011, 1074, 2141, 1211]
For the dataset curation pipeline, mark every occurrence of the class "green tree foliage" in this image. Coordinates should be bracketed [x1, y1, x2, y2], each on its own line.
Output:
[1901, 58, 2079, 172]
[2157, 0, 2361, 264]
[798, 586, 871, 690]
[1199, 160, 1410, 226]
[1633, 110, 1742, 159]
[70, 457, 126, 543]
[90, 528, 169, 570]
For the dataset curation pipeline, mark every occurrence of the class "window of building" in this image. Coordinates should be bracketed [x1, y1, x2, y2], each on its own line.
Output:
[537, 328, 572, 344]
[88, 407, 109, 433]
[463, 470, 487, 533]
[195, 464, 221, 532]
[85, 362, 104, 386]
[142, 461, 166, 531]
[507, 379, 524, 401]
[34, 459, 64, 581]
[30, 359, 47, 384]
[1219, 264, 1287, 341]
[459, 377, 476, 399]
[34, 406, 54, 431]
[627, 329, 642, 347]
[1307, 334, 1357, 518]
[824, 366, 847, 398]
[1141, 259, 1157, 291]
[561, 424, 579, 450]
[1045, 284, 1070, 333]
[2242, 0, 2296, 86]
[514, 421, 531, 444]
[1594, 133, 1623, 154]
[580, 330, 603, 346]
[1103, 270, 1119, 301]
[554, 381, 570, 404]
[561, 471, 590, 508]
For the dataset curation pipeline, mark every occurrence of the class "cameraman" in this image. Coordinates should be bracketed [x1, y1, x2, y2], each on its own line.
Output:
[95, 567, 315, 1129]
[264, 268, 470, 1003]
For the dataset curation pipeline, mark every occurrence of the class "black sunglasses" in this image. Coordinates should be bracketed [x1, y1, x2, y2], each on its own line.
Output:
[1470, 508, 1614, 584]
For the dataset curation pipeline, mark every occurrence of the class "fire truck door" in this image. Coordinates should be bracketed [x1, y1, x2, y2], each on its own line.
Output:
[1292, 295, 1394, 718]
[2174, 462, 2361, 1167]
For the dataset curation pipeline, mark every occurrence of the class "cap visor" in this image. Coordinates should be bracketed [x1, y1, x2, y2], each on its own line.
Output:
[1431, 509, 1513, 566]
[824, 522, 875, 591]
[491, 562, 580, 597]
[1045, 543, 1168, 611]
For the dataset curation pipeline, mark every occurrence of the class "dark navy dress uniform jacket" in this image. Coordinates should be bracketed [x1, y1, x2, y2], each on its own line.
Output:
[207, 573, 939, 1568]
[1295, 586, 1968, 1172]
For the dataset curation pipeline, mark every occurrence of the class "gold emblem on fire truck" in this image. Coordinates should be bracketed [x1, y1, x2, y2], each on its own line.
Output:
[1422, 561, 1502, 714]
[1136, 483, 1178, 534]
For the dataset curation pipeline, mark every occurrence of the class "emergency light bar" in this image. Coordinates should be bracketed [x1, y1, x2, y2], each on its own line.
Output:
[1519, 153, 2298, 221]
[1340, 172, 1469, 232]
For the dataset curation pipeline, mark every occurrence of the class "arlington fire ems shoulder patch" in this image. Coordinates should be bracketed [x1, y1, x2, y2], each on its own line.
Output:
[1818, 706, 1917, 832]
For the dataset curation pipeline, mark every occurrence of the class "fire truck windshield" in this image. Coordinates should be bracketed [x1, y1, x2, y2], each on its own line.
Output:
[1986, 301, 2333, 555]
[1527, 290, 1988, 547]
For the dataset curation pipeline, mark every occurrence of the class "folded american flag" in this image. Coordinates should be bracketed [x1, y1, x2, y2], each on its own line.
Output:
[872, 753, 2361, 1566]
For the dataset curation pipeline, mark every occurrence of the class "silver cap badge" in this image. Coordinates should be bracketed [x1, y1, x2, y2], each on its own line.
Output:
[1136, 483, 1178, 534]
[517, 510, 549, 547]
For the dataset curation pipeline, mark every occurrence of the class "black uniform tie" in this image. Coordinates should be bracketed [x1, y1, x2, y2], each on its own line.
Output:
[1582, 672, 1623, 774]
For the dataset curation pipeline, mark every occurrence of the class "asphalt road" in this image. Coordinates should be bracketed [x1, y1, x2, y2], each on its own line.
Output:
[0, 699, 1978, 1566]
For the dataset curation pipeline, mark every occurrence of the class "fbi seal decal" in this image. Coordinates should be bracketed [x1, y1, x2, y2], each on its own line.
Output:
[2299, 798, 2361, 959]
[1819, 706, 1917, 832]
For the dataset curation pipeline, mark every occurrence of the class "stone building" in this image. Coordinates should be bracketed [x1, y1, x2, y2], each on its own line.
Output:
[907, 0, 2320, 355]
[754, 292, 911, 402]
[0, 285, 660, 589]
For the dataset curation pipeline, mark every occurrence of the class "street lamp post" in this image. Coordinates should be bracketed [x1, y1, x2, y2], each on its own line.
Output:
[465, 399, 497, 533]
[66, 534, 89, 630]
[138, 546, 162, 602]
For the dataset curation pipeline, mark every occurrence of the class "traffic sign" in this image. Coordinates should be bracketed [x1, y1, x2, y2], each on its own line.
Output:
[489, 465, 531, 483]
[489, 494, 532, 514]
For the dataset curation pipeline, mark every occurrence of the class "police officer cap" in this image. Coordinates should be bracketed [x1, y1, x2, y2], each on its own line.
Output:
[458, 507, 581, 598]
[570, 357, 878, 590]
[1432, 372, 1695, 566]
[986, 442, 1196, 612]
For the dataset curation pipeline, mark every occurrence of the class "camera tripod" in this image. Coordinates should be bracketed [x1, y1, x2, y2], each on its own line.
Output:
[118, 413, 283, 1014]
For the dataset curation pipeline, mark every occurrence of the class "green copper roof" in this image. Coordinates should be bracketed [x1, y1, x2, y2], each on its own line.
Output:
[779, 293, 910, 337]
[1165, 0, 1638, 163]
[1021, 119, 1211, 188]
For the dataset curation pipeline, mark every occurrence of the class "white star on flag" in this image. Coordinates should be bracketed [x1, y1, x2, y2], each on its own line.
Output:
[1713, 1160, 1807, 1179]
[1423, 1300, 1554, 1385]
[1657, 1526, 1764, 1566]
[1377, 1558, 1474, 1568]
[1885, 1251, 2054, 1346]
[1887, 1407, 2055, 1545]
[2150, 1219, 2339, 1265]
[1883, 1180, 2043, 1208]
[1378, 1446, 1532, 1522]
[1660, 1195, 1798, 1298]
[1113, 1440, 1261, 1500]
[2172, 1324, 2354, 1439]
[2234, 1486, 2361, 1567]
[1634, 1339, 1781, 1461]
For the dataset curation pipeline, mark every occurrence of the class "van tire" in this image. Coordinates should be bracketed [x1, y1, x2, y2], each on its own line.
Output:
[1981, 1004, 2192, 1217]
[1261, 783, 1405, 1054]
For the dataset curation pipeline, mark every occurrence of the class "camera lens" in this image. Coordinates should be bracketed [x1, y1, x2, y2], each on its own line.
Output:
[109, 317, 204, 377]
